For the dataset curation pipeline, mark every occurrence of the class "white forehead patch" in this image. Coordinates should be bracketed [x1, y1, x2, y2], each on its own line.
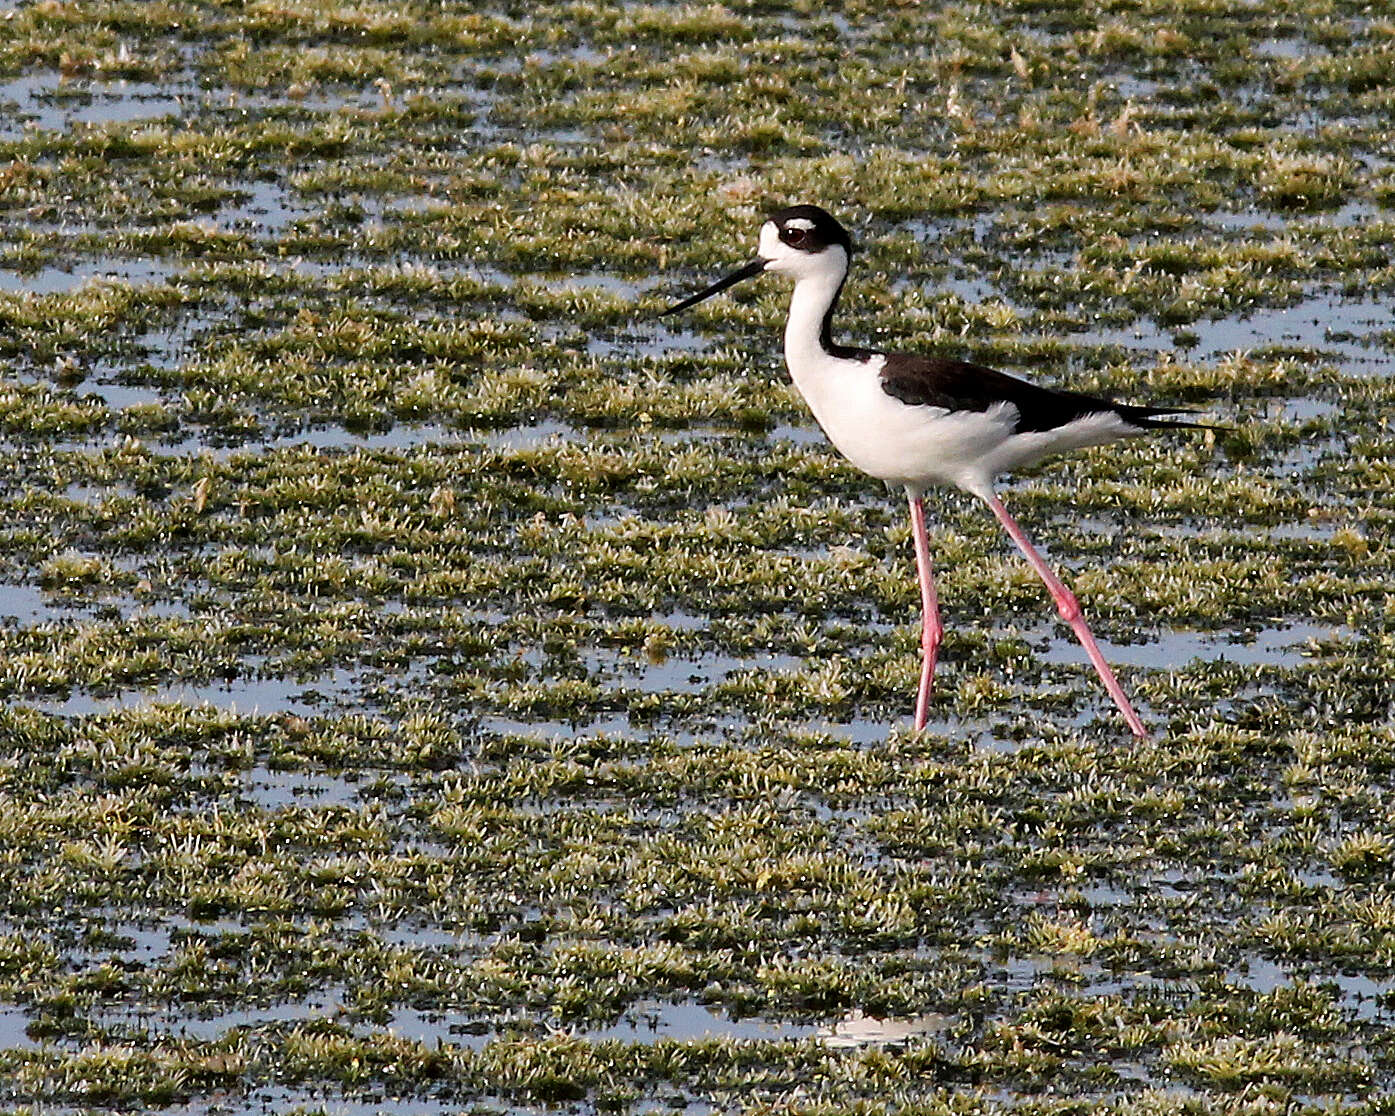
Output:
[784, 217, 815, 231]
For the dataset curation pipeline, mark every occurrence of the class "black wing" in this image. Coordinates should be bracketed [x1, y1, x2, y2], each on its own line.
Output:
[878, 352, 1202, 434]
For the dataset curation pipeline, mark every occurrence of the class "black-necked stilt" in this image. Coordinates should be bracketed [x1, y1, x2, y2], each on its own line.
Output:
[663, 204, 1209, 739]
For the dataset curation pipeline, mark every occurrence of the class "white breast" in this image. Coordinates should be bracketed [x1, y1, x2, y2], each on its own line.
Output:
[785, 350, 1017, 497]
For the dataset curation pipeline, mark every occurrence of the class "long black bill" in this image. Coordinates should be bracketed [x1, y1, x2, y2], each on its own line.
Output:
[660, 258, 766, 316]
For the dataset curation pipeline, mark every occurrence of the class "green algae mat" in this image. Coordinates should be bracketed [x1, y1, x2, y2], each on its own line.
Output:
[0, 1, 1393, 1112]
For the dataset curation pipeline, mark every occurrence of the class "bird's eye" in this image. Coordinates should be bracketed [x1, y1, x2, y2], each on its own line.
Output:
[781, 226, 807, 246]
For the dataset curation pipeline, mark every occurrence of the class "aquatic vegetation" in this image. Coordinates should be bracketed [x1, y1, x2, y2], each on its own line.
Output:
[0, 0, 1391, 1111]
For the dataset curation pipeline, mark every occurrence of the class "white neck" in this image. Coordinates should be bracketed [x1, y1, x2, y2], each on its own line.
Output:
[782, 268, 846, 372]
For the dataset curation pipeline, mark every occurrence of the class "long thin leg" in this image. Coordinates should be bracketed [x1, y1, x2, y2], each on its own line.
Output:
[983, 492, 1148, 739]
[908, 494, 941, 731]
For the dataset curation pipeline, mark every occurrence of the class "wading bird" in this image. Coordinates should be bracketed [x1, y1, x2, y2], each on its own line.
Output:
[662, 205, 1207, 738]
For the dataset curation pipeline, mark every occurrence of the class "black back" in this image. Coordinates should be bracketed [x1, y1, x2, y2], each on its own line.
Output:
[880, 352, 1199, 433]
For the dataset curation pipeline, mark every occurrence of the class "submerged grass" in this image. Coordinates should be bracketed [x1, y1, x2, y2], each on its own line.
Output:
[0, 0, 1392, 1111]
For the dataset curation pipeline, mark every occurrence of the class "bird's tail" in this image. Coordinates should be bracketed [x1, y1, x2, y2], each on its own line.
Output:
[1116, 404, 1225, 431]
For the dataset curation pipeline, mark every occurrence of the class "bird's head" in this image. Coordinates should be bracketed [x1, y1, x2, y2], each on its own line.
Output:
[661, 204, 853, 316]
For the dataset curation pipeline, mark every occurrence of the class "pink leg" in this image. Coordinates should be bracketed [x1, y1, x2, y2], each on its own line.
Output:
[983, 493, 1148, 739]
[908, 495, 941, 731]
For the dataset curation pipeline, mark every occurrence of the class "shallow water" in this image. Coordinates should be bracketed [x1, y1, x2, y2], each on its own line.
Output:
[1039, 621, 1348, 669]
[2, 5, 1394, 1113]
[0, 74, 191, 135]
[0, 256, 179, 294]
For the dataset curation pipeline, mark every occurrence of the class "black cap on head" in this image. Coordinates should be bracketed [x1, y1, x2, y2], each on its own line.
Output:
[768, 204, 854, 255]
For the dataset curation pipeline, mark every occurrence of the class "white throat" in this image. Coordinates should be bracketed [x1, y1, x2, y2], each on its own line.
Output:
[782, 267, 846, 373]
